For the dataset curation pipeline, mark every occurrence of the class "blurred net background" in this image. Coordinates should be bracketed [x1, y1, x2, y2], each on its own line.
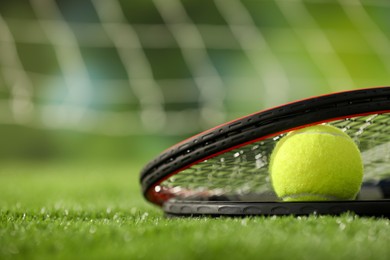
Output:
[0, 0, 389, 162]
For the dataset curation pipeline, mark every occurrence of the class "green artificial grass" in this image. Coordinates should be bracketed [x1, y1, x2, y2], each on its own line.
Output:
[1, 162, 389, 260]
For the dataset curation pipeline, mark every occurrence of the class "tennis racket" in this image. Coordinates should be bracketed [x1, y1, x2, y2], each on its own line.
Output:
[140, 87, 390, 217]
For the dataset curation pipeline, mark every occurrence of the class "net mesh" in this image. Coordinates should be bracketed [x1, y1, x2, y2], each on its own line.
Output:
[0, 0, 390, 136]
[160, 113, 390, 201]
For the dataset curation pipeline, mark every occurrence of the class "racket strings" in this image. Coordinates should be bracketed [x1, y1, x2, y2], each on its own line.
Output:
[333, 114, 390, 182]
[159, 113, 390, 200]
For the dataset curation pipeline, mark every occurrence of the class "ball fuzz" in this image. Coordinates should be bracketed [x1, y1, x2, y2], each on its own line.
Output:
[269, 125, 363, 201]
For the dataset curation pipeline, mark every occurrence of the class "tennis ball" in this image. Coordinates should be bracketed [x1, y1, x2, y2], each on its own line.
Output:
[269, 125, 363, 202]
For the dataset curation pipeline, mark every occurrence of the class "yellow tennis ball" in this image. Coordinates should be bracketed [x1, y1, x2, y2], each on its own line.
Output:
[269, 125, 363, 202]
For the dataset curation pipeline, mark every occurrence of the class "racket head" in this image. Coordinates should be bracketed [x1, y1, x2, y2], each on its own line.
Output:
[140, 87, 390, 217]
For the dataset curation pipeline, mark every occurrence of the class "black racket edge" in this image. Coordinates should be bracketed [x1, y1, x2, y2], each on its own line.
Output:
[140, 87, 390, 199]
[141, 87, 390, 180]
[163, 200, 390, 218]
[141, 87, 385, 170]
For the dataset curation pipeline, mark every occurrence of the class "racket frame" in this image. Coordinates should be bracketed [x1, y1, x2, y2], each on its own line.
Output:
[140, 87, 390, 216]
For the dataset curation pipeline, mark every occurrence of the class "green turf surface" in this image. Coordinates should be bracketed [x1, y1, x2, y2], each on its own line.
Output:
[1, 162, 389, 260]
